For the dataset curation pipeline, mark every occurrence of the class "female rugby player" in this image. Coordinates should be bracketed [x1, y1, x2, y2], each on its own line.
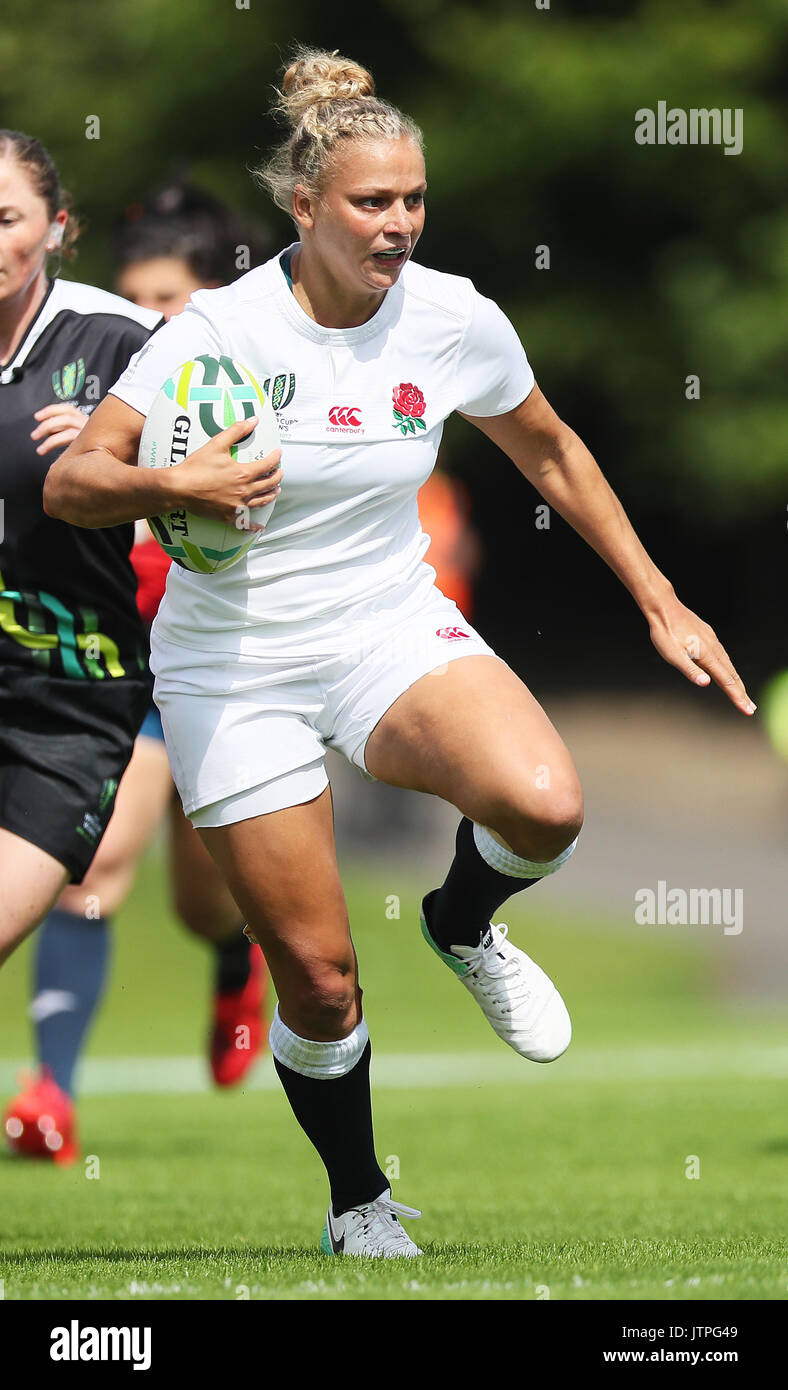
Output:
[44, 49, 755, 1254]
[4, 184, 272, 1163]
[0, 131, 159, 1160]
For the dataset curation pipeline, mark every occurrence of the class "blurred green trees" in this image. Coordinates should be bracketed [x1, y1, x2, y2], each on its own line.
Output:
[1, 0, 785, 521]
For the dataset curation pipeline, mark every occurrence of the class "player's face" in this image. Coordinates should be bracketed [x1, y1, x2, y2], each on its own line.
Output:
[306, 137, 426, 295]
[115, 257, 212, 319]
[0, 158, 54, 304]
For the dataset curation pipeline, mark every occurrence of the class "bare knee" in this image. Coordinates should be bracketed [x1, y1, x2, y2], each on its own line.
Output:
[532, 785, 584, 859]
[283, 960, 360, 1041]
[490, 779, 584, 863]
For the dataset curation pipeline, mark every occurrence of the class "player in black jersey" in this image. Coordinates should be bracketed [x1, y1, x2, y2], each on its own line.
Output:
[0, 131, 160, 1161]
[3, 174, 274, 1163]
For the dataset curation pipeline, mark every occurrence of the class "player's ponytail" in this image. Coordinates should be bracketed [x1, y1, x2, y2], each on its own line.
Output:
[253, 46, 422, 221]
[0, 130, 83, 262]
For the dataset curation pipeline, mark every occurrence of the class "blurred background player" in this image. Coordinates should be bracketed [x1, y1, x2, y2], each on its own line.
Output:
[0, 131, 158, 1162]
[3, 181, 271, 1164]
[112, 182, 272, 1091]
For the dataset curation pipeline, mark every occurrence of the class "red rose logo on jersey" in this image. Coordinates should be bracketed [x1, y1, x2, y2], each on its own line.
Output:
[436, 626, 470, 641]
[392, 383, 427, 435]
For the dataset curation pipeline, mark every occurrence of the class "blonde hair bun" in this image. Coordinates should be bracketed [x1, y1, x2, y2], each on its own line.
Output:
[278, 47, 375, 128]
[254, 47, 422, 218]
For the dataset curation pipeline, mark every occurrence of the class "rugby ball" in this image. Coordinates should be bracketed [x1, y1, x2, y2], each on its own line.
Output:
[138, 355, 280, 574]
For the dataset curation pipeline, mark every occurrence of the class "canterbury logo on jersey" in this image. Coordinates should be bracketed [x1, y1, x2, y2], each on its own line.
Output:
[328, 405, 363, 428]
[436, 626, 470, 641]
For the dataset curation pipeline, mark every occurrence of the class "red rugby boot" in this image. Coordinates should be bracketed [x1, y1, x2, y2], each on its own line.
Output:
[3, 1069, 79, 1166]
[210, 943, 267, 1087]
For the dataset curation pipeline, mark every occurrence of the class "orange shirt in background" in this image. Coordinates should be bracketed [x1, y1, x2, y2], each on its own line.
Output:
[418, 470, 478, 619]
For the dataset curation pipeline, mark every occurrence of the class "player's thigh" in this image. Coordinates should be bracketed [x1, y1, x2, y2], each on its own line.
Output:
[0, 829, 70, 964]
[364, 653, 583, 833]
[198, 786, 359, 1034]
[58, 736, 173, 917]
[168, 797, 242, 939]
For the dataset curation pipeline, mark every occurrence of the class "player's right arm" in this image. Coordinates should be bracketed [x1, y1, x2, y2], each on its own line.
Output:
[43, 394, 281, 529]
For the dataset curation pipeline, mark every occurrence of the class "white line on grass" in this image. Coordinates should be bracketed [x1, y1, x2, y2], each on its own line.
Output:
[2, 1043, 788, 1095]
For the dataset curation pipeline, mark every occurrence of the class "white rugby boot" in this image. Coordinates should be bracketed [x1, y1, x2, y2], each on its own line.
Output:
[420, 899, 572, 1063]
[320, 1189, 423, 1258]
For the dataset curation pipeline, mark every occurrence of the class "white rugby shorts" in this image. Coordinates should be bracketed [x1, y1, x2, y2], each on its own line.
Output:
[151, 589, 497, 826]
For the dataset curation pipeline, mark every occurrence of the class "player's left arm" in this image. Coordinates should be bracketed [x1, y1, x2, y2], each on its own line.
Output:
[460, 384, 756, 716]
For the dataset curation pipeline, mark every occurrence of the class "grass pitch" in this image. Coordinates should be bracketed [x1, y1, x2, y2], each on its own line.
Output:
[1, 846, 786, 1300]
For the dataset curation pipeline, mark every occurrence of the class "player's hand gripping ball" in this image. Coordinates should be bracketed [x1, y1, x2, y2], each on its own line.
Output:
[139, 355, 281, 574]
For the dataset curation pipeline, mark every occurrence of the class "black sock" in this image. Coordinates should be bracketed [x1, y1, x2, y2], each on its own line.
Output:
[274, 1040, 387, 1216]
[425, 816, 539, 952]
[215, 927, 252, 994]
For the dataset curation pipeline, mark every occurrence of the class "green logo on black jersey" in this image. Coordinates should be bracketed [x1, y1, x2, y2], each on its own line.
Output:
[98, 777, 119, 813]
[52, 358, 86, 401]
[0, 567, 131, 680]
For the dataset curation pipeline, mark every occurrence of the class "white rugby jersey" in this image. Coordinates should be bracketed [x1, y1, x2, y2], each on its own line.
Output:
[110, 245, 534, 656]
